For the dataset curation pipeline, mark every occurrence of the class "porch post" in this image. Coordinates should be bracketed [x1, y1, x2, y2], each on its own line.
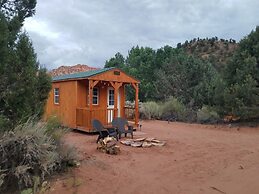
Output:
[114, 83, 118, 118]
[89, 80, 93, 126]
[134, 83, 139, 125]
[109, 82, 122, 119]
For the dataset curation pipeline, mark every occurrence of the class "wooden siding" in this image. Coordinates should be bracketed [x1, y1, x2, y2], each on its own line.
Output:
[89, 68, 139, 83]
[45, 81, 77, 128]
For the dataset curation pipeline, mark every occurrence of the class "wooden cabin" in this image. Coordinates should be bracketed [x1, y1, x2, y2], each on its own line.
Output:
[45, 67, 140, 132]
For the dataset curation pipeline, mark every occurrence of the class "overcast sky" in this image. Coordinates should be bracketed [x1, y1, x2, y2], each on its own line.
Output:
[23, 0, 259, 70]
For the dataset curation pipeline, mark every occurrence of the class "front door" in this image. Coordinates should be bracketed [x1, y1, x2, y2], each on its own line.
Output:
[107, 87, 114, 123]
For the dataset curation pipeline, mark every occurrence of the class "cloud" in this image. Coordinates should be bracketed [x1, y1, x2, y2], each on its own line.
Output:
[24, 0, 259, 69]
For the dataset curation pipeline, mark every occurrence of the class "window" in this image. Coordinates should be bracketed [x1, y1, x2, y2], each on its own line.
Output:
[54, 88, 59, 104]
[114, 71, 120, 75]
[108, 89, 114, 106]
[93, 87, 99, 105]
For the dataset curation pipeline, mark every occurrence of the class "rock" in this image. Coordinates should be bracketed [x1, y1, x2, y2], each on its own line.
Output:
[142, 141, 152, 147]
[134, 137, 146, 142]
[151, 142, 166, 146]
[146, 138, 155, 142]
[49, 64, 98, 77]
[120, 137, 166, 148]
[120, 140, 134, 146]
[131, 142, 143, 147]
[151, 139, 161, 143]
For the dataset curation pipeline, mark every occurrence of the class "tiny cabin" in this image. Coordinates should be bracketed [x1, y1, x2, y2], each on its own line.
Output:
[45, 67, 140, 132]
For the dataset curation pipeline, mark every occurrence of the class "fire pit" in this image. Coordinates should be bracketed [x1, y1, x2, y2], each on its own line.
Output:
[120, 138, 166, 147]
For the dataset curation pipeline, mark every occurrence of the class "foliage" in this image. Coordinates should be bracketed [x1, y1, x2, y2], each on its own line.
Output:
[222, 27, 259, 119]
[124, 46, 157, 101]
[154, 49, 219, 108]
[46, 115, 70, 142]
[0, 0, 51, 129]
[160, 97, 187, 121]
[140, 97, 190, 121]
[105, 26, 259, 122]
[0, 119, 77, 192]
[46, 115, 62, 133]
[239, 26, 259, 66]
[179, 37, 238, 72]
[197, 106, 220, 124]
[105, 52, 125, 68]
[140, 101, 162, 119]
[0, 114, 9, 130]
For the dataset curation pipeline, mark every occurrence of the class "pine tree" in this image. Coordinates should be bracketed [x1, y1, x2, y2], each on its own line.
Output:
[0, 0, 51, 129]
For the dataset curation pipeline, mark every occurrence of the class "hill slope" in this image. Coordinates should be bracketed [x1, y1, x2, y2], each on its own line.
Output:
[178, 37, 239, 71]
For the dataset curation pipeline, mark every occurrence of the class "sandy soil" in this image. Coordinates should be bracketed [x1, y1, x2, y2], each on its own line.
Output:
[48, 120, 259, 194]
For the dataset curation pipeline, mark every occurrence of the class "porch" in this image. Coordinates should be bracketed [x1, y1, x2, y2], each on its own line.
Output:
[76, 106, 137, 131]
[75, 75, 139, 132]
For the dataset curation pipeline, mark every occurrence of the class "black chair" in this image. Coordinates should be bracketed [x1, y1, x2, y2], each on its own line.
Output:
[112, 117, 133, 139]
[92, 119, 118, 143]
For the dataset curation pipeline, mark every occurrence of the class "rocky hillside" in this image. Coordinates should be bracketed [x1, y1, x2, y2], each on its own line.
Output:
[49, 64, 98, 77]
[178, 37, 239, 71]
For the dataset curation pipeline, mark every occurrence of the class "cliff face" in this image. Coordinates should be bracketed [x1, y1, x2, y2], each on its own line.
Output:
[49, 64, 99, 77]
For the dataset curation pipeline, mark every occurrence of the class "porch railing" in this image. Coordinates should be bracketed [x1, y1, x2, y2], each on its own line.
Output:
[124, 106, 135, 122]
[76, 108, 117, 131]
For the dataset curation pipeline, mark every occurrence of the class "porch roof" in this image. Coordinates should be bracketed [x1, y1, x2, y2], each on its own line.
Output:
[52, 67, 140, 83]
[52, 67, 115, 82]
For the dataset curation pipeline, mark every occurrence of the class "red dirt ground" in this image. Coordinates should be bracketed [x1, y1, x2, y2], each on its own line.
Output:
[48, 120, 259, 194]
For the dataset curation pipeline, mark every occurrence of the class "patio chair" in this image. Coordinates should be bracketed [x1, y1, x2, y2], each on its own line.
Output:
[92, 119, 118, 143]
[112, 117, 133, 139]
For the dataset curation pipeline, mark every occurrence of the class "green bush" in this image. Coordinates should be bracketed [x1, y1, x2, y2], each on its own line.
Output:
[45, 115, 70, 142]
[0, 115, 9, 132]
[161, 97, 187, 121]
[140, 98, 191, 121]
[46, 115, 61, 132]
[197, 106, 220, 123]
[140, 101, 162, 119]
[0, 118, 77, 192]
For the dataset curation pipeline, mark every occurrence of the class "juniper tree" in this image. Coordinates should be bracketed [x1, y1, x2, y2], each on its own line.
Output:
[0, 0, 51, 129]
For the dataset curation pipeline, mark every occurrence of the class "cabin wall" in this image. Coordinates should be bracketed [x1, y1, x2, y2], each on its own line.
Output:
[45, 76, 131, 131]
[77, 80, 88, 107]
[45, 81, 77, 128]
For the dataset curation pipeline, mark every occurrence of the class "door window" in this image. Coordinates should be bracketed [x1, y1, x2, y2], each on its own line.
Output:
[92, 87, 99, 105]
[108, 89, 114, 106]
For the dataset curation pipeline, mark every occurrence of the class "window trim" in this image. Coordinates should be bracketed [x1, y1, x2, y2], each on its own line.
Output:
[54, 88, 60, 105]
[107, 87, 115, 107]
[92, 87, 99, 105]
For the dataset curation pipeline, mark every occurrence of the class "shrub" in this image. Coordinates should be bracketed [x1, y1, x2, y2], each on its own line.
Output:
[161, 97, 187, 121]
[197, 106, 220, 123]
[140, 101, 162, 119]
[0, 115, 9, 132]
[0, 119, 77, 192]
[45, 115, 69, 142]
[46, 115, 61, 132]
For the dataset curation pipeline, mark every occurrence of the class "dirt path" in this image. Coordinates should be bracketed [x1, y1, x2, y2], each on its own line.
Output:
[48, 120, 259, 194]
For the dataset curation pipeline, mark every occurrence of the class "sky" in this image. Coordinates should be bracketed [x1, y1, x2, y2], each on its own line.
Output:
[23, 0, 259, 70]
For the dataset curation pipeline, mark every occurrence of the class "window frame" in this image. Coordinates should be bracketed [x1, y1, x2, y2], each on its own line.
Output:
[108, 88, 114, 106]
[92, 87, 99, 105]
[54, 88, 60, 105]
